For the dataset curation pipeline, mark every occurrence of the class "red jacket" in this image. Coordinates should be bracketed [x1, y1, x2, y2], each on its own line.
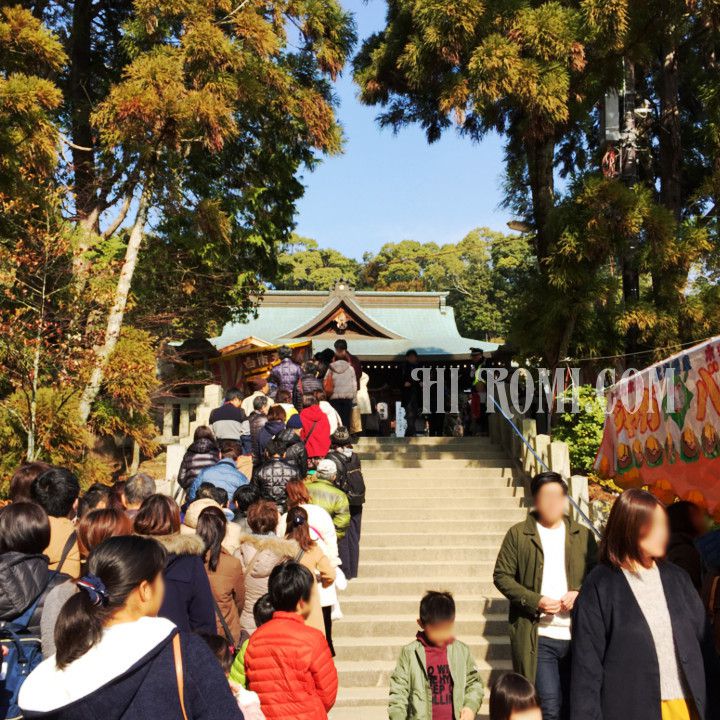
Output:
[245, 611, 338, 720]
[300, 404, 331, 458]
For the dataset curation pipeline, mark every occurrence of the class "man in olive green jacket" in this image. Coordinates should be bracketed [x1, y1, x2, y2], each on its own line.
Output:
[493, 472, 597, 719]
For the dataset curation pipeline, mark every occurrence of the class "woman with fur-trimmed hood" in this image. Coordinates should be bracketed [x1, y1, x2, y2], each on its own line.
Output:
[234, 499, 299, 633]
[133, 494, 215, 634]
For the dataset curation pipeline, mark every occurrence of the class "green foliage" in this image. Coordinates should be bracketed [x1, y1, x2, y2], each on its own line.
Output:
[273, 227, 532, 343]
[552, 385, 606, 474]
[354, 0, 720, 366]
[275, 235, 361, 291]
[1, 0, 357, 463]
[0, 389, 113, 496]
[90, 327, 160, 456]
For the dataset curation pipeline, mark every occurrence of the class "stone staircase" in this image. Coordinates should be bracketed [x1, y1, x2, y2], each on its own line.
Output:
[329, 436, 526, 719]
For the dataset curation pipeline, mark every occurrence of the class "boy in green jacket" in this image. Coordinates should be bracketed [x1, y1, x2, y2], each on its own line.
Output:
[389, 591, 484, 720]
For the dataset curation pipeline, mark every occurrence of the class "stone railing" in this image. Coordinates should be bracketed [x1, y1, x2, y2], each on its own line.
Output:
[159, 384, 224, 483]
[488, 409, 591, 528]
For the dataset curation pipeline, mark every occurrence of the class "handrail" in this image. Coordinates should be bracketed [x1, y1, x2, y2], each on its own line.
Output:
[488, 394, 602, 538]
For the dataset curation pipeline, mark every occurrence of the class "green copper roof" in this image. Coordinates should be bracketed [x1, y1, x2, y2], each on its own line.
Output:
[211, 290, 498, 360]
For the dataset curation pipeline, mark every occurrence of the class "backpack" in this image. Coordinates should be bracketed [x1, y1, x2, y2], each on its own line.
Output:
[0, 534, 74, 719]
[326, 450, 365, 506]
[323, 372, 334, 396]
[0, 585, 48, 719]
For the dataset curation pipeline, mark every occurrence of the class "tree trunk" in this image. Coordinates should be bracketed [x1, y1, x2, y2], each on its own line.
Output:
[525, 134, 555, 261]
[621, 60, 640, 356]
[654, 43, 687, 319]
[78, 190, 149, 424]
[658, 45, 682, 221]
[69, 0, 96, 224]
[68, 0, 101, 289]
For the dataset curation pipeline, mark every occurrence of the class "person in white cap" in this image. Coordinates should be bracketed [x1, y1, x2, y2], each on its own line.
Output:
[306, 459, 350, 540]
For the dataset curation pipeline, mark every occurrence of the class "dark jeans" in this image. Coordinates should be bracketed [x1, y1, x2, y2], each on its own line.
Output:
[338, 506, 363, 579]
[240, 435, 252, 455]
[330, 398, 353, 428]
[322, 605, 335, 656]
[535, 636, 571, 720]
[403, 396, 420, 436]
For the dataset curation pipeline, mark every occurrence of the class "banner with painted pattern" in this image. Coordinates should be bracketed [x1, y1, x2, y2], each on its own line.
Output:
[594, 336, 720, 518]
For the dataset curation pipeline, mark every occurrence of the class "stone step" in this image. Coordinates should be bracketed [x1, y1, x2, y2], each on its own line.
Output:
[333, 613, 507, 638]
[362, 508, 525, 522]
[359, 560, 496, 579]
[363, 458, 514, 469]
[331, 704, 490, 720]
[353, 532, 507, 548]
[363, 497, 523, 510]
[356, 437, 494, 446]
[339, 594, 509, 616]
[334, 635, 510, 663]
[360, 545, 506, 561]
[363, 518, 520, 533]
[366, 488, 524, 500]
[345, 578, 502, 596]
[363, 475, 519, 488]
[335, 657, 512, 688]
[358, 449, 507, 460]
[331, 691, 492, 718]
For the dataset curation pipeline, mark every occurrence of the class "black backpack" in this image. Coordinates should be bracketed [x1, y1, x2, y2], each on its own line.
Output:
[326, 450, 365, 506]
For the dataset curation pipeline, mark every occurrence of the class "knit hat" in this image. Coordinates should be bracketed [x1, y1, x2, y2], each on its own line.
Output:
[331, 426, 352, 446]
[287, 413, 303, 430]
[316, 458, 338, 480]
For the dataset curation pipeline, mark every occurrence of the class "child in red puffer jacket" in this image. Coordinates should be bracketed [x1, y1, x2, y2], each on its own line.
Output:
[244, 561, 337, 720]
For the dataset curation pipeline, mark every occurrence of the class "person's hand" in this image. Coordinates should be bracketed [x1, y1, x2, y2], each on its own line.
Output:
[538, 596, 562, 614]
[460, 708, 476, 720]
[560, 590, 579, 612]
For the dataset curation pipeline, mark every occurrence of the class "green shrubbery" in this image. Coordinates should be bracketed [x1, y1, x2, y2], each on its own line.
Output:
[552, 385, 607, 474]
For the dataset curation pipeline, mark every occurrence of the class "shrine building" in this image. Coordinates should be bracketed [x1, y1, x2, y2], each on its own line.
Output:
[204, 283, 499, 398]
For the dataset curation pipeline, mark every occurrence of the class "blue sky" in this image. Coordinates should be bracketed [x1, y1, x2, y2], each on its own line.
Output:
[292, 0, 511, 260]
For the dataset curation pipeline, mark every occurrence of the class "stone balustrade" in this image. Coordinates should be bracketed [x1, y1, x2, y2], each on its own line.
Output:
[488, 407, 591, 528]
[158, 383, 224, 483]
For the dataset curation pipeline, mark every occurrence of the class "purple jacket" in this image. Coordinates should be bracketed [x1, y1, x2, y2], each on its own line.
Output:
[269, 358, 302, 393]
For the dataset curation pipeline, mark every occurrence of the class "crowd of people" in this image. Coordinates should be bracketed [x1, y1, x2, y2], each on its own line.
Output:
[2, 340, 720, 720]
[491, 472, 720, 720]
[0, 343, 370, 720]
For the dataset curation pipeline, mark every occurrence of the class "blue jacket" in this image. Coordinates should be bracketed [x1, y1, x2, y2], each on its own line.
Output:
[189, 458, 249, 501]
[19, 618, 243, 720]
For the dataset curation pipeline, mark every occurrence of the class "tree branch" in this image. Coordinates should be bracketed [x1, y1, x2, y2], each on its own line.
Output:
[101, 194, 132, 239]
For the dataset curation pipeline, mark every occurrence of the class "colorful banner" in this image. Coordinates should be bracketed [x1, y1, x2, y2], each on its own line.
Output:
[595, 337, 720, 517]
[209, 340, 311, 392]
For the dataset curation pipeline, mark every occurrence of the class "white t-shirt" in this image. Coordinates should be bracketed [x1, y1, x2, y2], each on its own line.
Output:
[536, 520, 571, 640]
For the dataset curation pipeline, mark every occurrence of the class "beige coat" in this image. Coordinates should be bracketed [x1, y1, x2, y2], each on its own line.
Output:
[234, 533, 299, 633]
[205, 549, 245, 644]
[45, 516, 80, 578]
[296, 543, 336, 635]
[181, 498, 242, 554]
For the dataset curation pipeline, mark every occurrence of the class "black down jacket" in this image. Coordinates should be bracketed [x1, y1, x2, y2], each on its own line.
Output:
[176, 438, 220, 490]
[254, 458, 300, 511]
[276, 428, 309, 478]
[248, 412, 268, 463]
[292, 373, 323, 411]
[0, 552, 69, 635]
